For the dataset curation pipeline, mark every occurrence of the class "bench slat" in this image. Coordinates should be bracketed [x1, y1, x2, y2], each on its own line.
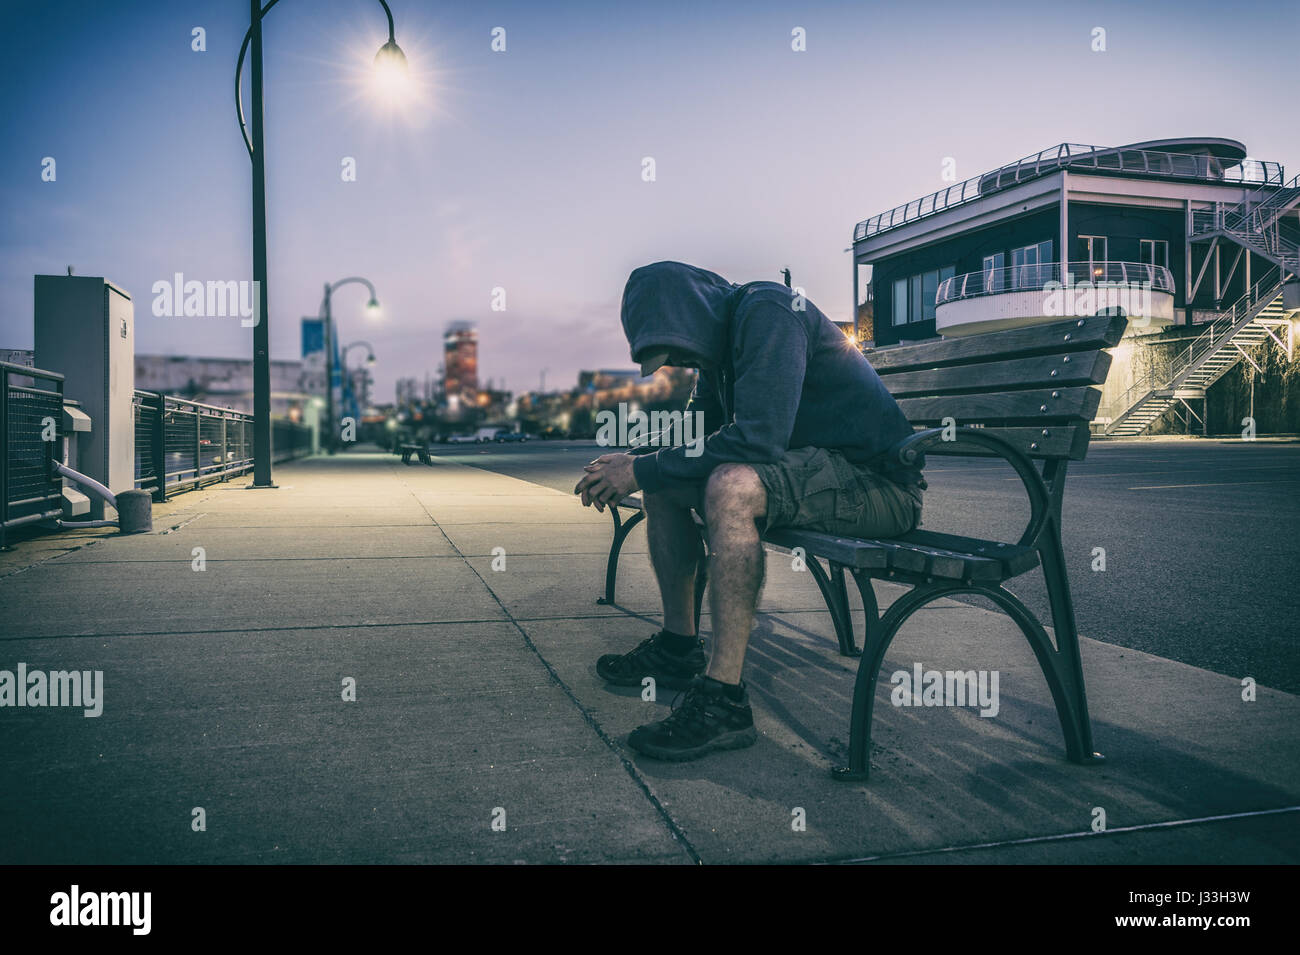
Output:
[881, 349, 1111, 398]
[896, 530, 1040, 577]
[765, 530, 1034, 581]
[867, 314, 1126, 373]
[763, 528, 889, 570]
[896, 386, 1101, 425]
[920, 424, 1090, 460]
[616, 500, 1040, 580]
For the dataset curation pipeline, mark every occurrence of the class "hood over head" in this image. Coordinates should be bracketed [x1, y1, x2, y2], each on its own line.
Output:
[620, 262, 738, 372]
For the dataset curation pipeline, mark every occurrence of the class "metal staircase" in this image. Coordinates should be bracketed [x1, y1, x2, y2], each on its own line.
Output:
[1103, 269, 1286, 436]
[1191, 172, 1300, 274]
[1102, 172, 1300, 437]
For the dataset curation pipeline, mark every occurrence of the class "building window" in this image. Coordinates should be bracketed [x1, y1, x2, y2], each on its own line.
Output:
[892, 277, 908, 326]
[892, 266, 958, 325]
[1077, 235, 1108, 281]
[983, 253, 1005, 293]
[922, 271, 938, 322]
[1012, 240, 1053, 289]
[926, 266, 954, 318]
[1140, 239, 1169, 270]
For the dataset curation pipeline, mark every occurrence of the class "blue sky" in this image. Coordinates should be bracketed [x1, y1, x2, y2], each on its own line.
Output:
[2, 0, 1297, 400]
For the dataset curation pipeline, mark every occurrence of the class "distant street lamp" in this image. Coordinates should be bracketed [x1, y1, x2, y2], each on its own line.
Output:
[343, 340, 378, 425]
[320, 279, 381, 453]
[236, 0, 407, 484]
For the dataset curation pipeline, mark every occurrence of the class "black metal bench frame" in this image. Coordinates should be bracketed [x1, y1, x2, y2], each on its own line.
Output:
[599, 314, 1125, 781]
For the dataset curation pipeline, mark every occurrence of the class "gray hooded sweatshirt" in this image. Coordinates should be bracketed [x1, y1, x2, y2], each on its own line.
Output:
[621, 261, 924, 493]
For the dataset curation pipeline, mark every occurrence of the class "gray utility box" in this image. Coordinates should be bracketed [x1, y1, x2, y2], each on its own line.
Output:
[34, 276, 135, 520]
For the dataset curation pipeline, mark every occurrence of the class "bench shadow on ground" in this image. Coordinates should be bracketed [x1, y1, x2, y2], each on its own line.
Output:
[616, 601, 1297, 853]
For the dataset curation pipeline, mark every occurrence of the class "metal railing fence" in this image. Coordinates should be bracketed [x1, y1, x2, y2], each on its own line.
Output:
[1, 361, 64, 538]
[134, 391, 311, 501]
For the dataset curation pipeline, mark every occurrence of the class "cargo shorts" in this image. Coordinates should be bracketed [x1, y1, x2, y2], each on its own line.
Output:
[751, 446, 921, 539]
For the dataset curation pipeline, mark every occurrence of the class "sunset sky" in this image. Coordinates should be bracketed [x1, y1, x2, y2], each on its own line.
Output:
[2, 0, 1297, 400]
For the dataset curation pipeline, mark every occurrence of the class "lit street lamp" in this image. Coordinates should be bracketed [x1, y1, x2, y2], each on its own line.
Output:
[236, 0, 407, 485]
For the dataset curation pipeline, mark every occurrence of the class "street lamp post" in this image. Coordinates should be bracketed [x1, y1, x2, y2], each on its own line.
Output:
[342, 340, 377, 429]
[320, 280, 380, 453]
[236, 0, 406, 483]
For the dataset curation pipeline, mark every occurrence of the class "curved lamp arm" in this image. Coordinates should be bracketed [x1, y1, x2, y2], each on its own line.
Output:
[342, 341, 376, 364]
[891, 427, 1051, 548]
[236, 0, 399, 158]
[320, 277, 379, 316]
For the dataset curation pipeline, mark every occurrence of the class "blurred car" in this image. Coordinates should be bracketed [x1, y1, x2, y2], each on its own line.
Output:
[495, 431, 529, 443]
[446, 434, 478, 444]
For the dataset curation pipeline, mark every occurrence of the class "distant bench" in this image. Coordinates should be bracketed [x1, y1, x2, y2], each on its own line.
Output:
[397, 442, 432, 466]
[599, 314, 1126, 780]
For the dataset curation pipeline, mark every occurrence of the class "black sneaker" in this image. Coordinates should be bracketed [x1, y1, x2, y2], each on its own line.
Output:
[596, 633, 706, 690]
[627, 676, 757, 761]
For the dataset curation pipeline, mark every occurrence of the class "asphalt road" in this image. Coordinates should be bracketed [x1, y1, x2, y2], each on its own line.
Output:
[430, 438, 1300, 693]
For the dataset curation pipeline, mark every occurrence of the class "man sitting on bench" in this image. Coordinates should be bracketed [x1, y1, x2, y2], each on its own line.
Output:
[574, 261, 926, 761]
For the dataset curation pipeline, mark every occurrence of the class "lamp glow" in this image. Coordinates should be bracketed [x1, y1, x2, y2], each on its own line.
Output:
[372, 39, 409, 98]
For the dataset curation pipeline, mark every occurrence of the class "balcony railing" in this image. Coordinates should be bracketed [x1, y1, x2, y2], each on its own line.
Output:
[936, 261, 1175, 306]
[855, 143, 1284, 243]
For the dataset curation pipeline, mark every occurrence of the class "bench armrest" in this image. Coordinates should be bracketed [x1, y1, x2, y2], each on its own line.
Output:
[889, 427, 1051, 548]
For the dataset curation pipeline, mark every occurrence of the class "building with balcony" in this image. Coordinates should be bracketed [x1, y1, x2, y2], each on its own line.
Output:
[852, 139, 1298, 434]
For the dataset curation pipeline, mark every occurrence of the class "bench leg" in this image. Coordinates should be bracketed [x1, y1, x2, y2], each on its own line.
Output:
[806, 558, 858, 656]
[850, 567, 882, 656]
[598, 506, 645, 605]
[1036, 527, 1103, 764]
[832, 577, 941, 781]
[831, 577, 1101, 782]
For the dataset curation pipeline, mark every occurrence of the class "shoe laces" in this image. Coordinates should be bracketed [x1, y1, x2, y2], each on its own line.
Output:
[663, 684, 716, 736]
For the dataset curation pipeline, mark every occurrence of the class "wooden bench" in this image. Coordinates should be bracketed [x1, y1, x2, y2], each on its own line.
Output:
[397, 442, 432, 466]
[599, 314, 1126, 780]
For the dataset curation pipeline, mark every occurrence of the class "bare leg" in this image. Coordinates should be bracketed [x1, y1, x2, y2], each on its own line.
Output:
[702, 464, 767, 684]
[644, 486, 704, 636]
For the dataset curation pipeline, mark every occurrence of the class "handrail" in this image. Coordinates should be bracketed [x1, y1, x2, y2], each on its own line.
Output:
[936, 261, 1174, 306]
[1102, 266, 1283, 424]
[855, 143, 1284, 243]
[1223, 171, 1300, 235]
[135, 390, 255, 419]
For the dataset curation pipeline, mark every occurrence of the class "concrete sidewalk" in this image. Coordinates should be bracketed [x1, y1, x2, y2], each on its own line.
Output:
[1, 450, 1296, 864]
